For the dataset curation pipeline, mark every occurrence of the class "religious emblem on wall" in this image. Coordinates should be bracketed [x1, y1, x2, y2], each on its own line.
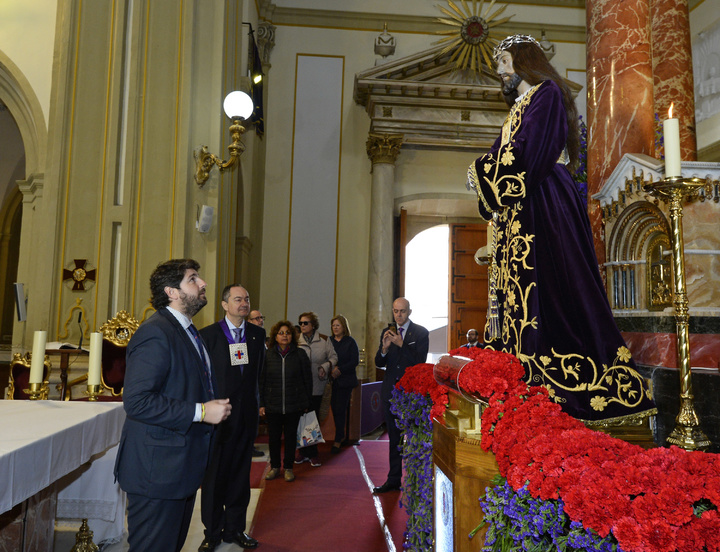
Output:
[434, 0, 513, 72]
[62, 259, 97, 291]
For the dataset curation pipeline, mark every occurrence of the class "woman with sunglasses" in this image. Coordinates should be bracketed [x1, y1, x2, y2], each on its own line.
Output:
[295, 312, 338, 467]
[259, 321, 312, 482]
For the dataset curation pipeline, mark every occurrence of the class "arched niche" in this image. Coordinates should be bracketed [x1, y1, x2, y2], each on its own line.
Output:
[606, 201, 671, 311]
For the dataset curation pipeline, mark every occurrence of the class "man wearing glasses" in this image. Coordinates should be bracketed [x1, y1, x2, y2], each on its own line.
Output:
[198, 285, 266, 551]
[248, 310, 265, 328]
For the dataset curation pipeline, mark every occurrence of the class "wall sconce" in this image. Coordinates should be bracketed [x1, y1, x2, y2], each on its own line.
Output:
[194, 91, 254, 186]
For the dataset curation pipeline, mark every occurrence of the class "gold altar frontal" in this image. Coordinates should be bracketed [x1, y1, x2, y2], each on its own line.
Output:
[432, 390, 499, 552]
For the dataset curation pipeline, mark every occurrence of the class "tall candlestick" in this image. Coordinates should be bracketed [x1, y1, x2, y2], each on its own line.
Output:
[29, 330, 47, 384]
[663, 103, 681, 178]
[88, 332, 103, 386]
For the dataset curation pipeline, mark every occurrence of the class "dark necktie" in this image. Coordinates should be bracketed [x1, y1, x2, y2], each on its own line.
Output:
[188, 324, 214, 399]
[398, 327, 404, 340]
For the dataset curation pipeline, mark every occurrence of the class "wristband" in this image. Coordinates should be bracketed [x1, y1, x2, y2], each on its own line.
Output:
[201, 403, 206, 422]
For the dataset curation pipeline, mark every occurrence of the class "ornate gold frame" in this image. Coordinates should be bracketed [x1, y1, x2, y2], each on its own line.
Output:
[8, 352, 52, 400]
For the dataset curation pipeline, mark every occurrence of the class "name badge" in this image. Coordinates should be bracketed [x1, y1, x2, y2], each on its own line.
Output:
[229, 343, 249, 365]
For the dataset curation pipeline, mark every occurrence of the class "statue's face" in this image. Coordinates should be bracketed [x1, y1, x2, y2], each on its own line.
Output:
[496, 51, 523, 95]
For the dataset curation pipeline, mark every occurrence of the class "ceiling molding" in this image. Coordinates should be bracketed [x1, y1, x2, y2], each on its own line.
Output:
[258, 3, 586, 44]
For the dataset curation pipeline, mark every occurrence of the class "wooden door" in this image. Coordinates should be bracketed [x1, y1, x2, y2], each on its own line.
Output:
[448, 224, 488, 351]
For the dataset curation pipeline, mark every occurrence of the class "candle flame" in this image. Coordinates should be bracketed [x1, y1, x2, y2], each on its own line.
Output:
[668, 103, 674, 119]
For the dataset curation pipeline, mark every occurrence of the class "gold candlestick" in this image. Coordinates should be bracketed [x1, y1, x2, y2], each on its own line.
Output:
[84, 384, 104, 401]
[643, 176, 711, 451]
[24, 382, 48, 400]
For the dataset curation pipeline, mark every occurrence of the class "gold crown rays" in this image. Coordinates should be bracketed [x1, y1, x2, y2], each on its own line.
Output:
[434, 0, 513, 72]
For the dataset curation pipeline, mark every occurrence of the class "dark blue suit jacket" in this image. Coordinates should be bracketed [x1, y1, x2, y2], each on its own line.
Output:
[374, 320, 429, 403]
[114, 308, 216, 499]
[200, 321, 266, 442]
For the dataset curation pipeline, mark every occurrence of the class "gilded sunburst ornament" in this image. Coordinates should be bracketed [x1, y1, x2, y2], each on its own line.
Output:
[435, 0, 513, 72]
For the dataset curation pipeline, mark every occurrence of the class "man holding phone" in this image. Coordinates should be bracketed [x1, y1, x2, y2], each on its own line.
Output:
[373, 297, 429, 493]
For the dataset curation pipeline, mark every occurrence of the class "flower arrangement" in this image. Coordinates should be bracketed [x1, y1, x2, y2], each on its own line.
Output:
[390, 348, 720, 552]
[391, 363, 442, 550]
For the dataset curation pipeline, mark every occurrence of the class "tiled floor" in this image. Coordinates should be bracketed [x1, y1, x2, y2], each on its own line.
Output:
[53, 444, 268, 552]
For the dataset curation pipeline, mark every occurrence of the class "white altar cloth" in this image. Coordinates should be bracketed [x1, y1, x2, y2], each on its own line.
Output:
[0, 401, 125, 514]
[56, 444, 126, 544]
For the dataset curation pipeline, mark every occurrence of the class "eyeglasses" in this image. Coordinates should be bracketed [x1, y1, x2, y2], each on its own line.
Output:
[277, 331, 293, 336]
[299, 321, 311, 326]
[250, 315, 265, 321]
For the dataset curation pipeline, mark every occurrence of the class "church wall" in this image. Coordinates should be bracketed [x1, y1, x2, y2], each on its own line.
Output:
[0, 0, 56, 123]
[8, 0, 254, 348]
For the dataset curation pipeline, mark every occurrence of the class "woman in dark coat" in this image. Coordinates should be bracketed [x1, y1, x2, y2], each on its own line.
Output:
[328, 315, 359, 453]
[259, 320, 312, 482]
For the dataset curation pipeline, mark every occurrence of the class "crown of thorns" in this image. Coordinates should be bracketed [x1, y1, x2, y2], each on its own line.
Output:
[493, 34, 540, 62]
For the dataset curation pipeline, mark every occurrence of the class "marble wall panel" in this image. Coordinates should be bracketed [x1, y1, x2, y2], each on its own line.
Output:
[623, 331, 720, 368]
[647, 365, 720, 452]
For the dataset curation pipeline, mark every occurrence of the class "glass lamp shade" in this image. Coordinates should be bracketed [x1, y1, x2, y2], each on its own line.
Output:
[223, 91, 254, 120]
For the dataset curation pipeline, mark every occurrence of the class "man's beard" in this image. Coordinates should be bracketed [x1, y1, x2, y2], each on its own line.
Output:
[501, 72, 523, 95]
[179, 290, 207, 317]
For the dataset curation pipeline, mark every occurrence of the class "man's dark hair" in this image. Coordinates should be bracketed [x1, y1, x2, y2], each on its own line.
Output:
[499, 42, 580, 171]
[221, 283, 242, 303]
[149, 259, 201, 310]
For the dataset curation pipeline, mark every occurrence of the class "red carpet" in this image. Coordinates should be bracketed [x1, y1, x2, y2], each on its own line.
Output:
[250, 440, 408, 552]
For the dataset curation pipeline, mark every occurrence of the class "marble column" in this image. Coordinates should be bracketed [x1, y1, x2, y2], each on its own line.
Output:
[365, 133, 403, 378]
[651, 0, 697, 161]
[586, 0, 655, 268]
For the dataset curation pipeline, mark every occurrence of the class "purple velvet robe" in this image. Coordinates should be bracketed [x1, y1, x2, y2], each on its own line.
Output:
[468, 80, 656, 423]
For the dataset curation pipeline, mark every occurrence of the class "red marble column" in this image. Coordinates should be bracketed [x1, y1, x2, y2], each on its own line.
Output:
[651, 0, 697, 161]
[586, 0, 656, 268]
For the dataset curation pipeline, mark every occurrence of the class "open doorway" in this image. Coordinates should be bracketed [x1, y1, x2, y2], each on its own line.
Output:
[404, 225, 449, 362]
[403, 221, 488, 361]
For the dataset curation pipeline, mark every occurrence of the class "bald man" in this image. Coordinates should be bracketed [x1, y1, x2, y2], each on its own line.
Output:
[373, 297, 429, 493]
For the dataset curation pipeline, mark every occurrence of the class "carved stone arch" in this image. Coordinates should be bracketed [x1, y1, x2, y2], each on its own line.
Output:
[607, 201, 671, 310]
[0, 50, 47, 175]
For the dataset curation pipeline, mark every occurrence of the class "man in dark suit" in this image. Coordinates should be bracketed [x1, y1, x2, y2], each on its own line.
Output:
[461, 328, 480, 348]
[373, 297, 429, 493]
[198, 284, 266, 551]
[114, 259, 232, 552]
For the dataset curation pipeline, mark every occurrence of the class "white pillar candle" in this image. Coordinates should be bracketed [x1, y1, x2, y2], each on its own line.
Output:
[663, 103, 681, 178]
[88, 332, 103, 386]
[29, 330, 47, 384]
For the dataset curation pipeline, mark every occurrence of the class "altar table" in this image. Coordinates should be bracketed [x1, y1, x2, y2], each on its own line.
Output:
[0, 401, 125, 550]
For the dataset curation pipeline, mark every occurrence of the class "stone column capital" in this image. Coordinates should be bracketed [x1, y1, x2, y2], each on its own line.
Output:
[256, 21, 276, 68]
[366, 133, 403, 165]
[17, 173, 44, 204]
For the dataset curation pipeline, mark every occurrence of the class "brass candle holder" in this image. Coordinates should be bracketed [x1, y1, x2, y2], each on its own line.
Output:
[643, 176, 711, 451]
[24, 382, 49, 400]
[70, 518, 98, 552]
[84, 384, 104, 401]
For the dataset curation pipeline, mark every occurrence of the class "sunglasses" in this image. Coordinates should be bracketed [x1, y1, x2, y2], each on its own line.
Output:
[299, 321, 312, 326]
[277, 331, 293, 336]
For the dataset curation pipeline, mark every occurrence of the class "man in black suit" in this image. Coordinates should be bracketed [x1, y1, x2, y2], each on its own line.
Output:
[373, 297, 429, 493]
[461, 328, 480, 348]
[114, 259, 232, 552]
[198, 284, 266, 551]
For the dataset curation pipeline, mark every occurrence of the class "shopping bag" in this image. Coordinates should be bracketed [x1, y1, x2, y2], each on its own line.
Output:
[296, 411, 325, 448]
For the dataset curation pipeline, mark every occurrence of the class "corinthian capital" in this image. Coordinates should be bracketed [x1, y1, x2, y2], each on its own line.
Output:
[366, 133, 403, 165]
[256, 21, 276, 67]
